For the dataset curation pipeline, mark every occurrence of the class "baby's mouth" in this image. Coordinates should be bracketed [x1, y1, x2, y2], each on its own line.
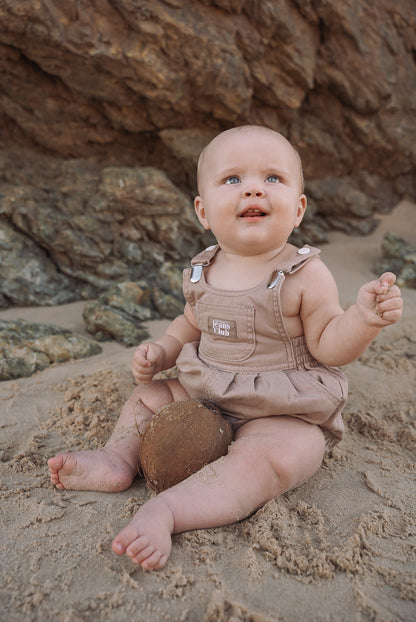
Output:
[239, 207, 267, 218]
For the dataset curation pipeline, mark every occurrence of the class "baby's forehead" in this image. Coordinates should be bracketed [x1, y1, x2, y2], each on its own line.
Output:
[203, 130, 295, 172]
[197, 126, 304, 191]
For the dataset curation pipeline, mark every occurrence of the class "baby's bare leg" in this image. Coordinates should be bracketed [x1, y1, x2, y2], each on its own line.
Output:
[48, 379, 189, 492]
[112, 415, 326, 570]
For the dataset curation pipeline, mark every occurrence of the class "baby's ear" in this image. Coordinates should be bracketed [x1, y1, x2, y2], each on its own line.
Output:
[295, 194, 307, 227]
[194, 196, 210, 230]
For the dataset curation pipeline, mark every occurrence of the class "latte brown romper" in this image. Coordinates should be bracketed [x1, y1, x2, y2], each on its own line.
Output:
[176, 243, 347, 450]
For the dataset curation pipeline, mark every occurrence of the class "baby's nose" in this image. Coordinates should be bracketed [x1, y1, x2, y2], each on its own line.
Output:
[243, 185, 265, 198]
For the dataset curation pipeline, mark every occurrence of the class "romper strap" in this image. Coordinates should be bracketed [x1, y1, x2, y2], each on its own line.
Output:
[189, 245, 220, 282]
[277, 244, 320, 273]
[267, 244, 320, 288]
[190, 245, 220, 267]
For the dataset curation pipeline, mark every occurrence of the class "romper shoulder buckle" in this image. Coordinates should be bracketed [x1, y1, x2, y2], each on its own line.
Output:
[190, 264, 203, 283]
[267, 270, 284, 289]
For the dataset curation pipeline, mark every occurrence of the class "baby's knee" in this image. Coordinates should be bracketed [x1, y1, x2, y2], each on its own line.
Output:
[268, 432, 325, 492]
[229, 436, 292, 496]
[268, 448, 303, 493]
[230, 432, 323, 495]
[128, 378, 189, 416]
[128, 380, 171, 412]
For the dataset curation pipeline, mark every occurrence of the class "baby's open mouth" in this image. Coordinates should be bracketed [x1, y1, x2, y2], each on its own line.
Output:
[240, 208, 267, 217]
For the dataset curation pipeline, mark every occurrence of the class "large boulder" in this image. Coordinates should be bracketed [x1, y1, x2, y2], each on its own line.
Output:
[0, 159, 203, 306]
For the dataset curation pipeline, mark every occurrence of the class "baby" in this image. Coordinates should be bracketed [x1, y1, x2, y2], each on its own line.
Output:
[48, 125, 403, 571]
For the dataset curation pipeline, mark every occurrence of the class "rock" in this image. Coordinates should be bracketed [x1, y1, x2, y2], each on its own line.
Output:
[97, 282, 151, 320]
[0, 220, 92, 308]
[374, 233, 416, 288]
[0, 320, 102, 380]
[0, 159, 204, 306]
[159, 128, 218, 191]
[81, 279, 153, 346]
[307, 177, 380, 236]
[1, 0, 414, 175]
[82, 274, 186, 346]
[150, 288, 184, 320]
[0, 0, 415, 307]
[151, 261, 186, 318]
[140, 399, 233, 492]
[82, 301, 151, 347]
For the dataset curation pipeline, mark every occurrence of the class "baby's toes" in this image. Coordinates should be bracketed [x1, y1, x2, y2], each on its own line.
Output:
[48, 471, 61, 486]
[128, 541, 155, 565]
[152, 553, 169, 570]
[112, 525, 141, 555]
[141, 550, 168, 571]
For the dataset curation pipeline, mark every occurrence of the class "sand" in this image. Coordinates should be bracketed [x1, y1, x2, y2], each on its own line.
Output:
[1, 201, 415, 622]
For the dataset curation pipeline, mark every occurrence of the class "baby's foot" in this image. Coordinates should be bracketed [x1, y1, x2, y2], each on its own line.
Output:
[48, 447, 136, 492]
[112, 496, 174, 570]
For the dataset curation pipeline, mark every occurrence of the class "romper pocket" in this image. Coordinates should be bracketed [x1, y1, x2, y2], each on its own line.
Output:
[197, 302, 256, 362]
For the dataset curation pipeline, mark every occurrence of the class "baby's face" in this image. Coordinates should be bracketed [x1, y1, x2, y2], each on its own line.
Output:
[194, 127, 306, 257]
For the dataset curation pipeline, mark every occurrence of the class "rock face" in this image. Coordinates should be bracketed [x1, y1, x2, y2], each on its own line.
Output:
[0, 155, 205, 306]
[0, 0, 415, 306]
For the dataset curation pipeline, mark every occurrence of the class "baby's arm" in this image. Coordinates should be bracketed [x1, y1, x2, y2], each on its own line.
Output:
[301, 261, 403, 367]
[132, 303, 201, 383]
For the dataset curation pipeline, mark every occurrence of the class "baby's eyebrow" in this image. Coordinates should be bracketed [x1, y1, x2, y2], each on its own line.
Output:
[218, 168, 239, 177]
[213, 170, 239, 183]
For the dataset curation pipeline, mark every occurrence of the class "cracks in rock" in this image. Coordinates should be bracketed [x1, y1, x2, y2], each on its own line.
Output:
[318, 17, 326, 46]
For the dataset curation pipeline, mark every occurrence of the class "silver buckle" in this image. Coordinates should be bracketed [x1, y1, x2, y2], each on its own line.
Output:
[190, 264, 203, 283]
[267, 270, 284, 289]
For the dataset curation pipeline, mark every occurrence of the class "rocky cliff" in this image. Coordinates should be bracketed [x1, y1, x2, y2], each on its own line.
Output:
[0, 0, 415, 307]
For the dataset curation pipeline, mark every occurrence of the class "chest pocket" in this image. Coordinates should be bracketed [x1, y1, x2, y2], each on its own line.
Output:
[196, 301, 256, 362]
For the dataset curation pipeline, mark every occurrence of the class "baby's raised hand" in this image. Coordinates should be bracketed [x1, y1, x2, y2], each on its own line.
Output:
[356, 272, 403, 326]
[132, 343, 166, 383]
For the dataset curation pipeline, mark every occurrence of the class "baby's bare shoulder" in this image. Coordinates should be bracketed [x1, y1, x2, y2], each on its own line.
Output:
[294, 256, 336, 289]
[294, 257, 339, 308]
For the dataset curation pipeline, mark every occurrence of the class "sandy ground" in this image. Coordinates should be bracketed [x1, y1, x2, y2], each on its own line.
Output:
[1, 201, 415, 622]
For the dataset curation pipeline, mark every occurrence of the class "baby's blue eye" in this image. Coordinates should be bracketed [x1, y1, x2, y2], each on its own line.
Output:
[266, 175, 280, 183]
[225, 176, 241, 184]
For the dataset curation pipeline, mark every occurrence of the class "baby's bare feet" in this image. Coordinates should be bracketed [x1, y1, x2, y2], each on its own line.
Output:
[48, 447, 136, 492]
[112, 497, 174, 570]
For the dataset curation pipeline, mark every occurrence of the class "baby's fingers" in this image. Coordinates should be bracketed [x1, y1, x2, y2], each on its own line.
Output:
[376, 283, 401, 303]
[132, 364, 154, 383]
[375, 272, 396, 295]
[376, 294, 403, 323]
[132, 345, 155, 382]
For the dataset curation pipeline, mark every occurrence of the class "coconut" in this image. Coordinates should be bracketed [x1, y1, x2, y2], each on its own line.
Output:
[140, 399, 233, 492]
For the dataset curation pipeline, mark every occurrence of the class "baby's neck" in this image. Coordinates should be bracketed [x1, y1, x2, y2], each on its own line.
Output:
[206, 244, 287, 290]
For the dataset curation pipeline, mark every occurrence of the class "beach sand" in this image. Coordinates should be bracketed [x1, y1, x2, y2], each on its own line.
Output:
[1, 201, 415, 621]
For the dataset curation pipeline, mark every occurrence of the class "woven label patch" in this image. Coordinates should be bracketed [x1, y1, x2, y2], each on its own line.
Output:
[208, 317, 237, 339]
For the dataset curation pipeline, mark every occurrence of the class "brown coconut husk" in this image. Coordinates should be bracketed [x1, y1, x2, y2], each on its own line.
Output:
[140, 399, 233, 492]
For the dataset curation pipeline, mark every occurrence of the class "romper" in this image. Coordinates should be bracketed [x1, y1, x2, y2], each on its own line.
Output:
[176, 243, 347, 450]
